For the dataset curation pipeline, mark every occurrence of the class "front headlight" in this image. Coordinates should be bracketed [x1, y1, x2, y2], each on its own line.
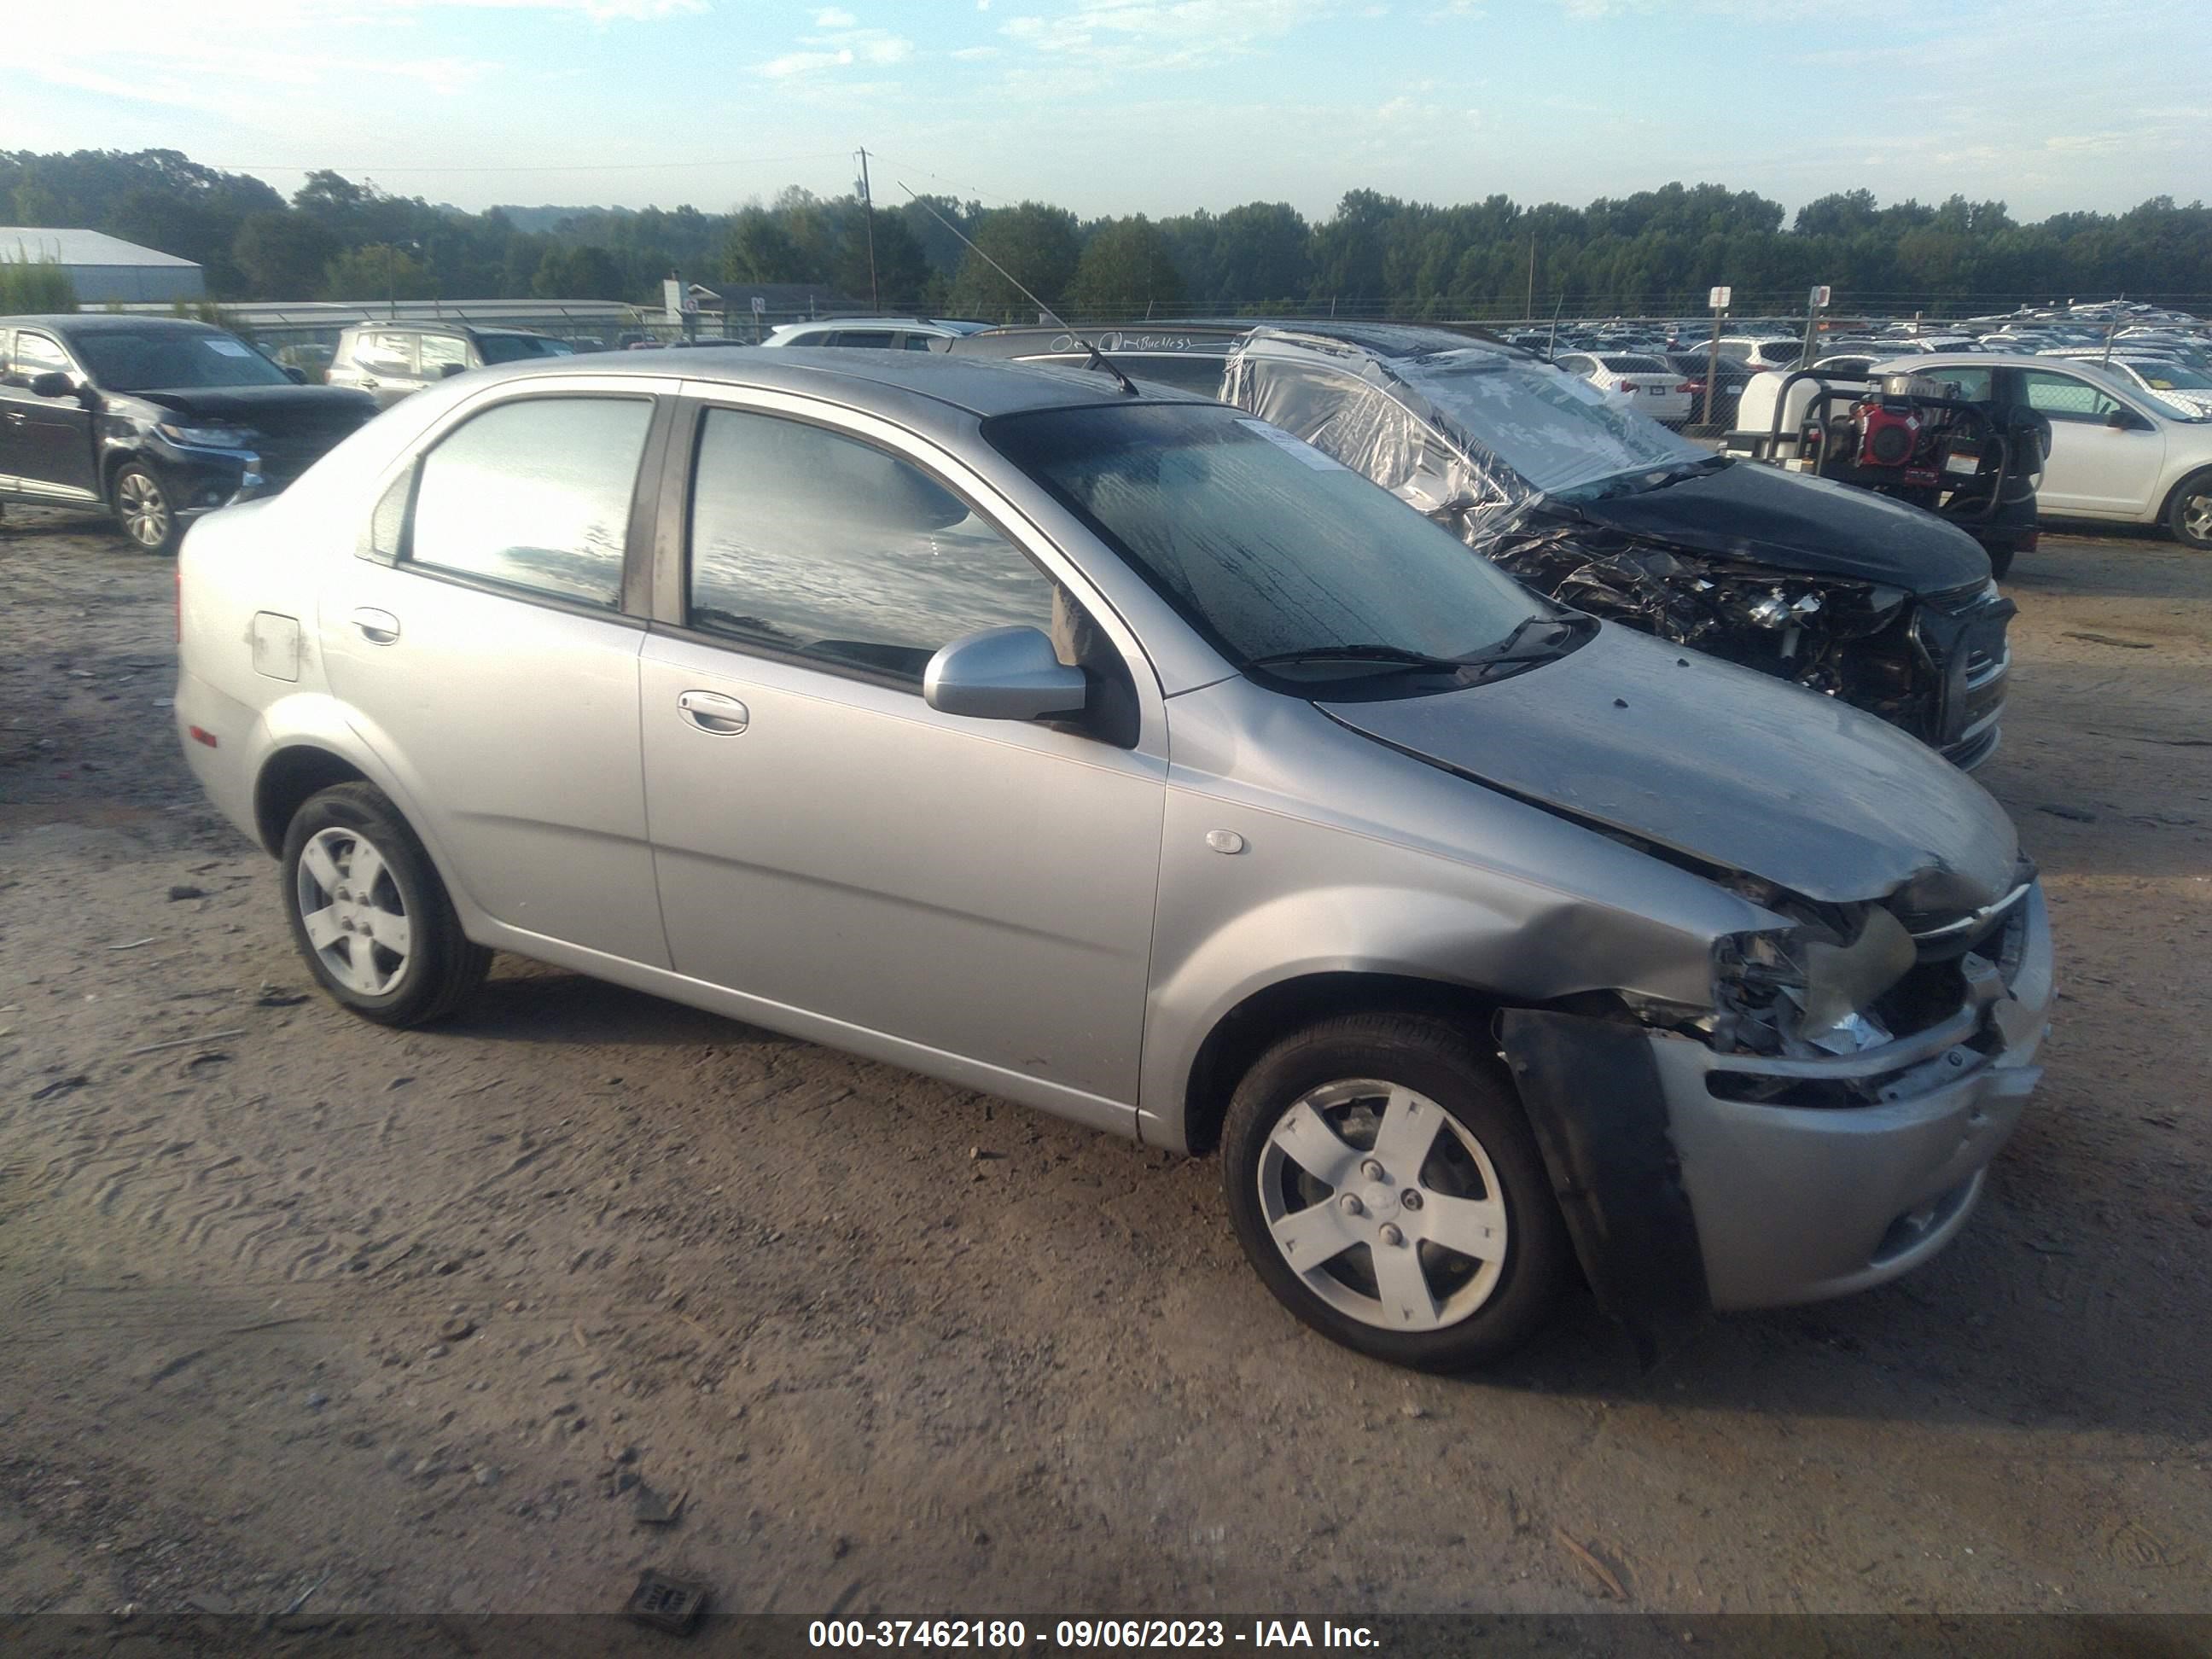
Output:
[156, 422, 258, 449]
[1713, 905, 1916, 1057]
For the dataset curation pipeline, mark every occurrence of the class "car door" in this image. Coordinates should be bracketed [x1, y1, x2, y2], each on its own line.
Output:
[0, 329, 100, 504]
[637, 394, 1167, 1111]
[319, 381, 673, 966]
[349, 329, 421, 407]
[2017, 367, 2166, 516]
[416, 330, 471, 386]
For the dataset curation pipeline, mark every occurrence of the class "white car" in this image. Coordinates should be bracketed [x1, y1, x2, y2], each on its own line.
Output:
[1876, 353, 2212, 548]
[760, 317, 988, 352]
[1549, 352, 1694, 426]
[1714, 335, 1804, 373]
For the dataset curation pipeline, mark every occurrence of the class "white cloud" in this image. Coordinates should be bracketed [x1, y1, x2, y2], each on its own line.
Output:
[951, 44, 1002, 59]
[760, 47, 856, 76]
[752, 12, 912, 77]
[999, 0, 1330, 72]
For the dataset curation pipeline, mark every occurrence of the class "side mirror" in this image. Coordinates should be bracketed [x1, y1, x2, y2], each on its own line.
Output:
[29, 370, 78, 399]
[439, 362, 467, 379]
[283, 364, 307, 384]
[2105, 406, 2146, 431]
[923, 626, 1086, 722]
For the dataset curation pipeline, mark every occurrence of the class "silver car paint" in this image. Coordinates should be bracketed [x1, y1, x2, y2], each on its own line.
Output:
[175, 349, 2054, 1313]
[1320, 621, 2023, 911]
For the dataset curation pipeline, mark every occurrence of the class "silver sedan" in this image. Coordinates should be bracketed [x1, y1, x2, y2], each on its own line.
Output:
[175, 350, 2052, 1370]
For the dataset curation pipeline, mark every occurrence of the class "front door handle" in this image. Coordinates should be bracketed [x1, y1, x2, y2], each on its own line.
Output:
[349, 607, 400, 644]
[678, 689, 748, 735]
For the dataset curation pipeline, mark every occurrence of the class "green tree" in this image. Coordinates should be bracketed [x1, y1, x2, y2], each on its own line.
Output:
[720, 207, 811, 284]
[1067, 216, 1184, 317]
[323, 243, 433, 302]
[231, 212, 335, 298]
[944, 202, 1081, 321]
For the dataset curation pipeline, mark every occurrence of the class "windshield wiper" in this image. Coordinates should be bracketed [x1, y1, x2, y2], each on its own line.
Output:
[1243, 643, 1469, 676]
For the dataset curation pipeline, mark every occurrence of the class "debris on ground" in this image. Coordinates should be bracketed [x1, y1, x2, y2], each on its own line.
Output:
[632, 1482, 687, 1526]
[625, 1570, 708, 1634]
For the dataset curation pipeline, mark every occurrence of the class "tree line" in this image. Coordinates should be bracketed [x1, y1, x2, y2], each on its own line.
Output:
[5, 148, 2209, 322]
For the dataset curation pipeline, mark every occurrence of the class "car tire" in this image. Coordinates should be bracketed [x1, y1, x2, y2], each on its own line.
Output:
[111, 461, 183, 556]
[282, 783, 491, 1027]
[1220, 1010, 1570, 1371]
[2167, 469, 2212, 550]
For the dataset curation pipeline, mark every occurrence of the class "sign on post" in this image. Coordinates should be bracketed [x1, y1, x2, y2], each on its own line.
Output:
[662, 277, 683, 324]
[1809, 285, 1831, 308]
[750, 296, 766, 317]
[1708, 286, 1732, 310]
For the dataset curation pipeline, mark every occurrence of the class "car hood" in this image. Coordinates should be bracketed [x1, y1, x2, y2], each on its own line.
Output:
[1319, 620, 2020, 914]
[1540, 458, 1992, 591]
[125, 385, 376, 428]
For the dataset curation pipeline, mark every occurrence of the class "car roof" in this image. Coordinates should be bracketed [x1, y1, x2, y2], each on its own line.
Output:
[478, 344, 1202, 419]
[955, 317, 1509, 361]
[5, 313, 223, 336]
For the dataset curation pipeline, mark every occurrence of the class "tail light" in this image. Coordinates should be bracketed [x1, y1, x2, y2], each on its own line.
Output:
[1615, 379, 1636, 393]
[1676, 381, 1699, 394]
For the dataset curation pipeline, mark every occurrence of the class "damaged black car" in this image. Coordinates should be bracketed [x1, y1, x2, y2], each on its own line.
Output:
[949, 321, 2014, 769]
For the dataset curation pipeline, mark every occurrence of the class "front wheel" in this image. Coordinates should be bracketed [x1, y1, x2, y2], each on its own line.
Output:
[282, 783, 491, 1026]
[112, 462, 183, 556]
[1220, 1012, 1570, 1371]
[2168, 469, 2212, 550]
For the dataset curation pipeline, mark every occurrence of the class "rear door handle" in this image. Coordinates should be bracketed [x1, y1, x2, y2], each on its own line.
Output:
[678, 689, 748, 734]
[349, 607, 400, 644]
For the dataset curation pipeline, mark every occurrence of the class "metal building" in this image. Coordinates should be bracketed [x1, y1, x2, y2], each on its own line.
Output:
[0, 227, 207, 305]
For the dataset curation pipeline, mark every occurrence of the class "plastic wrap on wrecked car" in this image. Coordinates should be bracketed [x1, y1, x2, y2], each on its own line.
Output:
[1222, 328, 1710, 551]
[1221, 333, 1537, 544]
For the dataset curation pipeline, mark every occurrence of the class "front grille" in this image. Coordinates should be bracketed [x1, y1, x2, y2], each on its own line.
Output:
[1910, 582, 2015, 755]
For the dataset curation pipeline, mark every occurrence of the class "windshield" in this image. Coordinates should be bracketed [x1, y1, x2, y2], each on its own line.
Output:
[985, 402, 1543, 678]
[73, 329, 293, 392]
[1388, 353, 1711, 499]
[477, 334, 570, 364]
[2122, 359, 2212, 390]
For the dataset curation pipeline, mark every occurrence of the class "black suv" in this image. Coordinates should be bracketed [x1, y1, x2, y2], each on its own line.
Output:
[1, 316, 376, 556]
[950, 319, 2012, 768]
[327, 323, 572, 407]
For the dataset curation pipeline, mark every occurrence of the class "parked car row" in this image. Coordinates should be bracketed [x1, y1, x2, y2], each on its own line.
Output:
[1, 315, 375, 554]
[945, 320, 2015, 768]
[1732, 352, 2212, 552]
[172, 344, 2052, 1371]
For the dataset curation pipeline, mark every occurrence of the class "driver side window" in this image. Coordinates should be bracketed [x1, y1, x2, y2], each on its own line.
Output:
[2021, 370, 2123, 423]
[9, 331, 72, 390]
[684, 407, 1071, 684]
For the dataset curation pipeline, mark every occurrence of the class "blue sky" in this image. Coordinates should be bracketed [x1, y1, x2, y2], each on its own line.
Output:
[13, 1, 2209, 224]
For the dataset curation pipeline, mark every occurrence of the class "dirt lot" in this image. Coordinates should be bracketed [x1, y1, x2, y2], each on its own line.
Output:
[2, 502, 2208, 1623]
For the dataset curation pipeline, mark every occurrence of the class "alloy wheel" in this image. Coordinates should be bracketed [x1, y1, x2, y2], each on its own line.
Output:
[2184, 490, 2212, 545]
[1255, 1078, 1508, 1333]
[118, 470, 172, 550]
[294, 826, 412, 996]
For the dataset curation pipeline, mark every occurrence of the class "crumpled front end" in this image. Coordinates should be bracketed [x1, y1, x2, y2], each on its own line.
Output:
[1481, 523, 2011, 769]
[1501, 877, 2052, 1330]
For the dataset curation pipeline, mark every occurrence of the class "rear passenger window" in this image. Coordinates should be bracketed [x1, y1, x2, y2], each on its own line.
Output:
[686, 408, 1065, 682]
[418, 334, 469, 376]
[407, 397, 651, 608]
[355, 331, 414, 377]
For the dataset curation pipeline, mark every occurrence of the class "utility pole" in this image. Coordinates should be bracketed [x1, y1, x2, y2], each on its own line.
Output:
[856, 147, 880, 311]
[1526, 230, 1537, 323]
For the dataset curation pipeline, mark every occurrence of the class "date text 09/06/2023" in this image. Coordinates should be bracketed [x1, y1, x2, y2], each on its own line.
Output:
[807, 1620, 1383, 1650]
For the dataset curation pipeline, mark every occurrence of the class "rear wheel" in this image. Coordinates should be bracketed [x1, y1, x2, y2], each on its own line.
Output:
[282, 783, 490, 1026]
[2168, 469, 2212, 550]
[112, 462, 182, 556]
[1220, 1011, 1569, 1371]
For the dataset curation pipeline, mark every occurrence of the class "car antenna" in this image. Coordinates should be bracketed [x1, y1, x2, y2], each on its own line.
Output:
[899, 185, 1141, 397]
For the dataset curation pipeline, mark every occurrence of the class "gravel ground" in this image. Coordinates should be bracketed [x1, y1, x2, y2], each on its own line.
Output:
[2, 502, 2208, 1622]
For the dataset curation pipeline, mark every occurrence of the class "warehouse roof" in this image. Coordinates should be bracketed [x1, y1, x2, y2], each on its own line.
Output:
[0, 228, 201, 269]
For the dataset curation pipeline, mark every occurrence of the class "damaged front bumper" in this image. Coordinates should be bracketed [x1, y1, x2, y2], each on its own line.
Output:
[1499, 882, 2052, 1326]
